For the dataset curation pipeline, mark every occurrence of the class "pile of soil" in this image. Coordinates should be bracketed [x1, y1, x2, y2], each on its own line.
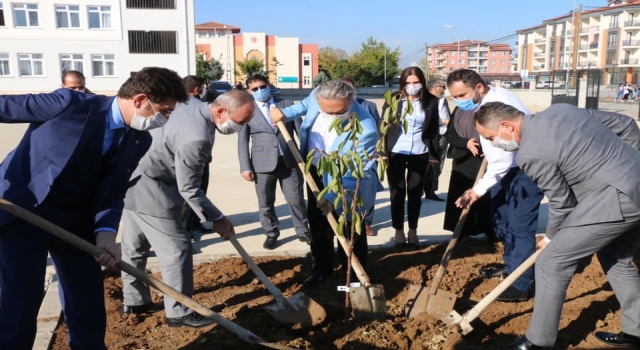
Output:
[51, 240, 635, 350]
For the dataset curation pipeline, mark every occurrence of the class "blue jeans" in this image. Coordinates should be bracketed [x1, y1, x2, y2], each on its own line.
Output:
[490, 167, 544, 293]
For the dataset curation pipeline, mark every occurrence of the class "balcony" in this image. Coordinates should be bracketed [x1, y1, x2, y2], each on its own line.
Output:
[624, 20, 640, 27]
[533, 65, 546, 70]
[578, 60, 598, 67]
[610, 22, 620, 29]
[468, 46, 489, 51]
[622, 39, 640, 46]
[533, 52, 547, 58]
[534, 38, 547, 44]
[565, 30, 573, 36]
[580, 26, 599, 34]
[620, 58, 640, 65]
[578, 43, 599, 50]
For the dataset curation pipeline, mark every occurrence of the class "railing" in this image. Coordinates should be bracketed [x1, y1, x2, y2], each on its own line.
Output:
[534, 38, 546, 44]
[579, 43, 599, 50]
[578, 60, 598, 67]
[580, 27, 589, 33]
[610, 22, 620, 29]
[533, 52, 546, 57]
[565, 30, 573, 36]
[624, 20, 640, 27]
[533, 65, 546, 70]
[622, 39, 640, 46]
[468, 47, 489, 51]
[620, 58, 639, 65]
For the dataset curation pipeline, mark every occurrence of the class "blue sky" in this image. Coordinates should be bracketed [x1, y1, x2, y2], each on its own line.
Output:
[194, 0, 584, 67]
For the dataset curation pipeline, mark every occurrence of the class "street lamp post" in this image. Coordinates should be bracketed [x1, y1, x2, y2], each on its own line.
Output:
[444, 24, 461, 70]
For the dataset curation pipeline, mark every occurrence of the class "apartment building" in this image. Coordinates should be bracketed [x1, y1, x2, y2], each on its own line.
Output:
[427, 40, 513, 77]
[516, 0, 640, 84]
[195, 21, 318, 88]
[0, 0, 196, 93]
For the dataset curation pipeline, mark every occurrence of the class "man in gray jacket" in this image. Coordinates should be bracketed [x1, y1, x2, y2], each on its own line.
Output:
[475, 102, 640, 350]
[238, 74, 309, 250]
[120, 90, 254, 328]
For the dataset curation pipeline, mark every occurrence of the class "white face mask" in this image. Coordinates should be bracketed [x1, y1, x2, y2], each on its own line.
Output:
[130, 102, 168, 131]
[216, 112, 244, 135]
[319, 110, 350, 121]
[492, 126, 520, 152]
[405, 83, 422, 96]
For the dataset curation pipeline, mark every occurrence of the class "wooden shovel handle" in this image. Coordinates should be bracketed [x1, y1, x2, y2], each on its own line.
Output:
[428, 159, 488, 297]
[229, 235, 288, 305]
[459, 249, 541, 328]
[276, 120, 372, 288]
[0, 198, 294, 350]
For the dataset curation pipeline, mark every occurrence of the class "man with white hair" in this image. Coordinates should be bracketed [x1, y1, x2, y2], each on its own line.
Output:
[271, 80, 380, 287]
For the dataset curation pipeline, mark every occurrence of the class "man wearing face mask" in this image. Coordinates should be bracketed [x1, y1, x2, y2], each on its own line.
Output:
[61, 70, 94, 94]
[120, 90, 254, 328]
[270, 80, 380, 288]
[448, 69, 543, 302]
[237, 74, 310, 250]
[0, 67, 187, 350]
[475, 102, 640, 350]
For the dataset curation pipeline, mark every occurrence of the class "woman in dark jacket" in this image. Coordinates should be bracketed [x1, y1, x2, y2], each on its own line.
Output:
[443, 107, 494, 237]
[382, 67, 440, 247]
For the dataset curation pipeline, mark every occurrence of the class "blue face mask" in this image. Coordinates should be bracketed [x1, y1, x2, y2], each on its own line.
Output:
[252, 88, 271, 102]
[454, 87, 480, 111]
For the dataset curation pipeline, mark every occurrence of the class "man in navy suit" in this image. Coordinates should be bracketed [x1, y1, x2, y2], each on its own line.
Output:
[0, 67, 187, 350]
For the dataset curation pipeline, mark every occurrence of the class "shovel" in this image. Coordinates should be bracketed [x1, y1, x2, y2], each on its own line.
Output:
[228, 235, 326, 327]
[276, 120, 386, 320]
[0, 198, 295, 350]
[405, 159, 488, 320]
[450, 249, 542, 334]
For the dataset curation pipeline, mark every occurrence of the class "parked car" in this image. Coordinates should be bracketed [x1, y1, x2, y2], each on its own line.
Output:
[268, 83, 280, 98]
[510, 82, 523, 88]
[500, 81, 514, 89]
[209, 80, 234, 95]
[536, 80, 565, 89]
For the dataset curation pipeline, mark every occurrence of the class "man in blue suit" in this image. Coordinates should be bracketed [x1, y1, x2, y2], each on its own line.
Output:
[0, 67, 187, 350]
[271, 80, 380, 287]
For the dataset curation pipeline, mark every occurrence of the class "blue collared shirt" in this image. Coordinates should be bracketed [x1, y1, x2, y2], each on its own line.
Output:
[391, 98, 428, 155]
[95, 97, 128, 235]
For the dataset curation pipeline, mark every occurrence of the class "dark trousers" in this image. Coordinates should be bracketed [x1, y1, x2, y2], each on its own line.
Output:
[363, 171, 378, 226]
[490, 167, 544, 293]
[424, 135, 448, 194]
[0, 200, 106, 350]
[307, 168, 368, 275]
[182, 163, 210, 230]
[387, 152, 430, 230]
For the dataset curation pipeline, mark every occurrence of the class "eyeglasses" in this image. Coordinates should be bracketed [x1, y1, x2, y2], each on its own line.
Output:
[250, 85, 268, 92]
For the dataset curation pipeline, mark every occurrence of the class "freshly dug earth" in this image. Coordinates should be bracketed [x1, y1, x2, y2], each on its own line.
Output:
[51, 240, 639, 350]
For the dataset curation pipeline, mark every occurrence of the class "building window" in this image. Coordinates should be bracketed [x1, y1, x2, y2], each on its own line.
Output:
[303, 57, 310, 66]
[491, 51, 496, 56]
[92, 54, 115, 76]
[492, 59, 496, 63]
[0, 3, 5, 27]
[13, 3, 39, 27]
[18, 53, 44, 76]
[459, 59, 464, 64]
[501, 67, 506, 72]
[451, 51, 456, 56]
[56, 5, 80, 28]
[88, 6, 111, 29]
[0, 53, 10, 76]
[60, 54, 83, 73]
[608, 32, 618, 48]
[126, 0, 175, 9]
[303, 76, 310, 85]
[501, 59, 506, 63]
[491, 67, 496, 71]
[450, 59, 455, 64]
[128, 31, 177, 53]
[502, 52, 507, 56]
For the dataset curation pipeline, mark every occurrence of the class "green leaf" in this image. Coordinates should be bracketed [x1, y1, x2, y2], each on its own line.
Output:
[333, 193, 342, 210]
[317, 186, 330, 201]
[363, 149, 370, 160]
[354, 212, 362, 235]
[337, 214, 345, 237]
[337, 138, 348, 151]
[306, 148, 317, 163]
[305, 158, 314, 175]
[330, 161, 340, 178]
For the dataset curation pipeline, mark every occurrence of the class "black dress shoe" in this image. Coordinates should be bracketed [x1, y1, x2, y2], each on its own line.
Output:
[425, 193, 445, 202]
[166, 313, 215, 328]
[297, 233, 312, 245]
[303, 270, 332, 288]
[263, 236, 278, 250]
[479, 267, 509, 279]
[122, 302, 164, 315]
[496, 286, 530, 302]
[500, 336, 554, 350]
[595, 331, 640, 347]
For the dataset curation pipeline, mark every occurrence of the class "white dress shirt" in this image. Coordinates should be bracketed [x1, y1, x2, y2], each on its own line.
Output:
[438, 97, 450, 136]
[308, 113, 338, 166]
[258, 97, 283, 156]
[472, 87, 530, 196]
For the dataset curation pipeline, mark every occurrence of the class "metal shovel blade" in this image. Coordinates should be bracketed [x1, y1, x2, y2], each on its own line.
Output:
[405, 284, 457, 319]
[263, 292, 326, 327]
[349, 284, 386, 320]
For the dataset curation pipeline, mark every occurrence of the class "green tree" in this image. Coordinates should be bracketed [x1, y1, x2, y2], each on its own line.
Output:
[319, 47, 348, 74]
[312, 70, 331, 87]
[195, 54, 224, 84]
[350, 37, 400, 87]
[236, 58, 268, 81]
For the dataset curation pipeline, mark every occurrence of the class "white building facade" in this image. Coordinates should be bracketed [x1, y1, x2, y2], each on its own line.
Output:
[0, 0, 196, 93]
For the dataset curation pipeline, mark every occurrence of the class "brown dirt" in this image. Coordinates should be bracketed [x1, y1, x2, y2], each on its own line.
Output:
[51, 240, 638, 350]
